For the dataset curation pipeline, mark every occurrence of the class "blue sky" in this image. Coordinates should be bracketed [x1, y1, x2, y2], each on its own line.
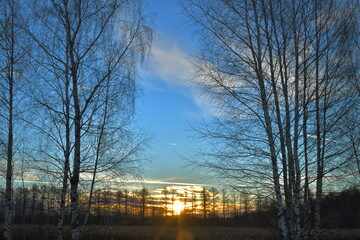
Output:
[136, 0, 208, 188]
[5, 0, 210, 192]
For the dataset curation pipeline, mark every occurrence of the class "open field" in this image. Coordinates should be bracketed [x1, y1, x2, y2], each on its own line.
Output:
[1, 225, 360, 240]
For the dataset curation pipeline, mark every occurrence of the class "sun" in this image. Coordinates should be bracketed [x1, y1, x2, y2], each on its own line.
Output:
[173, 200, 185, 215]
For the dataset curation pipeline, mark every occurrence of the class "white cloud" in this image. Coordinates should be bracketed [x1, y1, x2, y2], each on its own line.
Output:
[149, 43, 194, 87]
[82, 174, 207, 187]
[143, 39, 219, 117]
[139, 178, 207, 187]
[144, 42, 218, 115]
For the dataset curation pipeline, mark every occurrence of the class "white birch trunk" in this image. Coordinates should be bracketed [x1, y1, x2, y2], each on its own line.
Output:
[249, 1, 289, 237]
[82, 81, 109, 229]
[291, 1, 302, 238]
[57, 32, 72, 240]
[70, 183, 80, 240]
[70, 69, 81, 240]
[3, 1, 15, 238]
[57, 158, 70, 240]
[313, 1, 323, 239]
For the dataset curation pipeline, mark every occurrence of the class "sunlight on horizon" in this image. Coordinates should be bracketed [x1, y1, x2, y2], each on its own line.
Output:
[173, 200, 185, 215]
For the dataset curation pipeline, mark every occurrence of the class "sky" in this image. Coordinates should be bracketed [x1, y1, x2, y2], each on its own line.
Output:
[3, 0, 211, 193]
[135, 0, 209, 190]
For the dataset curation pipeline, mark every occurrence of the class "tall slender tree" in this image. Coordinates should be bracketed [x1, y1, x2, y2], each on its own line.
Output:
[183, 0, 359, 239]
[25, 1, 153, 239]
[161, 187, 170, 216]
[0, 1, 29, 239]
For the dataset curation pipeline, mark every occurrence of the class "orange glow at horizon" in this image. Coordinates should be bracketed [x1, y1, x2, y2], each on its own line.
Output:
[173, 200, 185, 215]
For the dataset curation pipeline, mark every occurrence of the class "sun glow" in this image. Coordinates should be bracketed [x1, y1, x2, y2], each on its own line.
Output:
[173, 200, 184, 215]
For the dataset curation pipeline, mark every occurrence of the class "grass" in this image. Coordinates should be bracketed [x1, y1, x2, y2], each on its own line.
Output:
[1, 225, 360, 240]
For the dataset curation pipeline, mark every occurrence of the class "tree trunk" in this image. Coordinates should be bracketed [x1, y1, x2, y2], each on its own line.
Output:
[250, 1, 288, 237]
[82, 78, 110, 229]
[313, 1, 323, 239]
[70, 80, 81, 240]
[4, 3, 15, 238]
[57, 32, 72, 240]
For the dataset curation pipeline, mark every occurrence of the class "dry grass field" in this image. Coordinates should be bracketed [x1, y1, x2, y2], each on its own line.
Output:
[1, 225, 360, 240]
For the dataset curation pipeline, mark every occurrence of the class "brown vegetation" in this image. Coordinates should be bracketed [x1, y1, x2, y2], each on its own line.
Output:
[1, 225, 360, 240]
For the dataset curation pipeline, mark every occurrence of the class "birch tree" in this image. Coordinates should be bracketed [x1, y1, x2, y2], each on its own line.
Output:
[0, 1, 16, 237]
[26, 0, 153, 239]
[183, 0, 359, 239]
[0, 1, 29, 239]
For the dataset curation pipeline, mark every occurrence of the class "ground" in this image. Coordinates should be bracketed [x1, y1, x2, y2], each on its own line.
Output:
[1, 225, 360, 240]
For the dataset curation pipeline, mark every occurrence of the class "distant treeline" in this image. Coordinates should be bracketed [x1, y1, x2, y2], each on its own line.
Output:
[0, 185, 359, 228]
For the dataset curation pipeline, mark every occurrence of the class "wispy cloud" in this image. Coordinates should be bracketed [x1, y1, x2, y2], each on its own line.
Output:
[13, 180, 50, 184]
[148, 43, 194, 87]
[145, 41, 219, 117]
[307, 134, 337, 143]
[169, 142, 177, 146]
[125, 177, 207, 187]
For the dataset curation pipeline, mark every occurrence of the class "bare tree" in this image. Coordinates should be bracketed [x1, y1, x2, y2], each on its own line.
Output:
[161, 187, 170, 216]
[201, 187, 209, 219]
[0, 1, 15, 234]
[221, 189, 228, 218]
[190, 190, 197, 216]
[137, 187, 149, 219]
[183, 0, 359, 239]
[209, 187, 218, 218]
[183, 190, 188, 215]
[24, 1, 153, 239]
[0, 0, 29, 239]
[170, 188, 178, 216]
